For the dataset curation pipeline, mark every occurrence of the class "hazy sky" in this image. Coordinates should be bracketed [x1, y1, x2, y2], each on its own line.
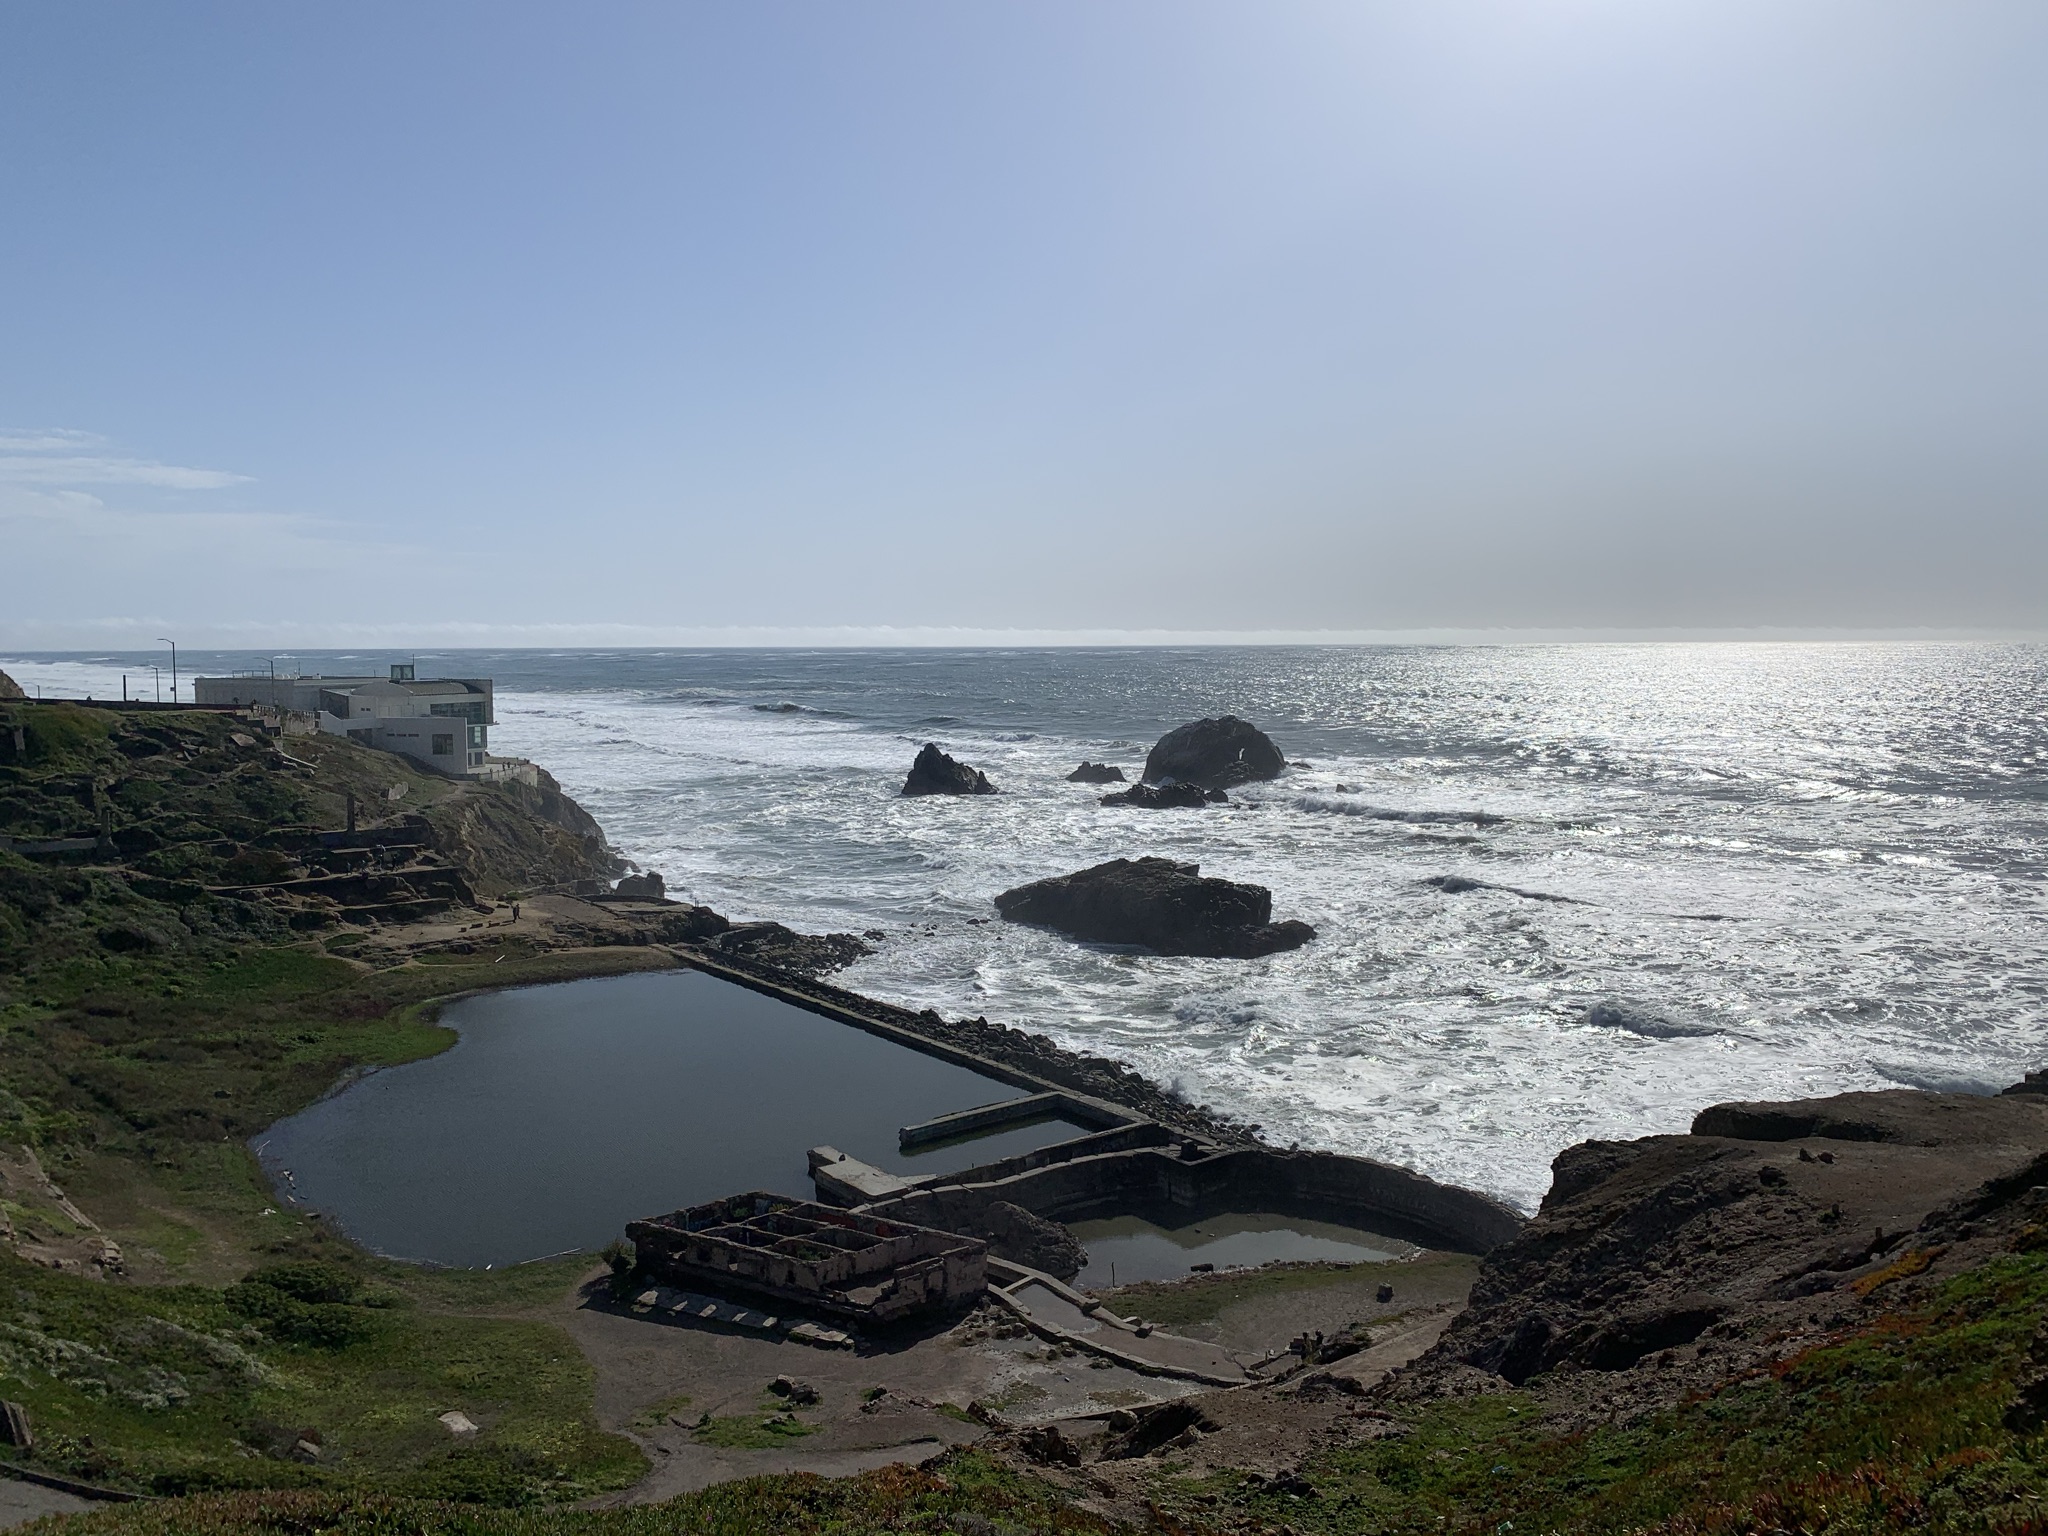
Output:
[4, 2, 2044, 646]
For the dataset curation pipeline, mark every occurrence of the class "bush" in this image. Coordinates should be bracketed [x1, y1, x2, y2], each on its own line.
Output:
[600, 1239, 638, 1298]
[225, 1262, 379, 1349]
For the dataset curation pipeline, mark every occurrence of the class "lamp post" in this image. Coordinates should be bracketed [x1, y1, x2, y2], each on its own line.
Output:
[157, 639, 177, 704]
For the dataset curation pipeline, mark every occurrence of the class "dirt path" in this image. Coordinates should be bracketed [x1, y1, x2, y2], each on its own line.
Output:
[552, 1274, 1200, 1505]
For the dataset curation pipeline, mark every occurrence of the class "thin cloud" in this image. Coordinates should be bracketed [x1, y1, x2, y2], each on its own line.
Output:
[0, 427, 252, 492]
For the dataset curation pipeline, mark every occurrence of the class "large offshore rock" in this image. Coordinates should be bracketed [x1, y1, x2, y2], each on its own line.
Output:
[901, 743, 998, 797]
[994, 857, 1315, 958]
[1142, 716, 1285, 789]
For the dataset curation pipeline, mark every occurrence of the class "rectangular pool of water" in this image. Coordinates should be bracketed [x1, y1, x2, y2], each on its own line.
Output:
[255, 968, 1087, 1267]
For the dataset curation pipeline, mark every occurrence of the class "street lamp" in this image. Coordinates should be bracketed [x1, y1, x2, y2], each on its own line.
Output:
[157, 639, 177, 704]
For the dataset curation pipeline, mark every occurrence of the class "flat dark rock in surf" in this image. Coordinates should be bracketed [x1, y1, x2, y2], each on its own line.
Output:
[901, 742, 997, 797]
[1423, 874, 1584, 905]
[994, 856, 1315, 958]
[1067, 761, 1126, 783]
[1100, 782, 1223, 809]
[713, 920, 871, 977]
[1143, 716, 1285, 790]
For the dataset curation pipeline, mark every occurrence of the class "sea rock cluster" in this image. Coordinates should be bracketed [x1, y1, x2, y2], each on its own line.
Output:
[892, 717, 1312, 960]
[994, 857, 1315, 958]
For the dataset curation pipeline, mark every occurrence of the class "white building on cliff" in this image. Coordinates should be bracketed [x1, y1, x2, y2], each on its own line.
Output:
[193, 663, 525, 780]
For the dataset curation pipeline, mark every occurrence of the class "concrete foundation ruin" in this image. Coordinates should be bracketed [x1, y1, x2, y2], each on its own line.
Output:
[626, 1192, 988, 1324]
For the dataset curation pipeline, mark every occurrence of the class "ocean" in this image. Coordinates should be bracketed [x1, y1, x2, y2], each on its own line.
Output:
[10, 643, 2045, 1211]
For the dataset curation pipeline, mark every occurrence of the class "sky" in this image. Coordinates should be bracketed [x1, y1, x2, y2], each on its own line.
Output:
[3, 1, 2045, 648]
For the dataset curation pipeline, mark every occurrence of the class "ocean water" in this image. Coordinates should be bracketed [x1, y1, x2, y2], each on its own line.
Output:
[11, 644, 2046, 1211]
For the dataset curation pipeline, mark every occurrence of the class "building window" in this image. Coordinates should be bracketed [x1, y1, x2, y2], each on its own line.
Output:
[432, 733, 455, 756]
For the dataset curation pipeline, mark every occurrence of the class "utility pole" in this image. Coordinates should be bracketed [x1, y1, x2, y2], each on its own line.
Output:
[157, 638, 178, 704]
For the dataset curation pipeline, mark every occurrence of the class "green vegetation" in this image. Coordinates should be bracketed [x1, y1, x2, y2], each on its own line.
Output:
[0, 1245, 641, 1504]
[689, 1405, 817, 1450]
[23, 1453, 1119, 1534]
[1154, 1247, 2048, 1535]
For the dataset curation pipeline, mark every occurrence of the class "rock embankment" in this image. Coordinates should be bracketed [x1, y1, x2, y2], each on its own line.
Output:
[901, 743, 998, 797]
[591, 871, 872, 977]
[1143, 716, 1285, 790]
[994, 857, 1315, 958]
[1394, 1085, 2048, 1418]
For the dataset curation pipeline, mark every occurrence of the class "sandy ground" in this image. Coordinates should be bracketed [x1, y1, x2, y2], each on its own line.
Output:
[554, 1273, 1203, 1504]
[1144, 1253, 1480, 1357]
[556, 1250, 1485, 1505]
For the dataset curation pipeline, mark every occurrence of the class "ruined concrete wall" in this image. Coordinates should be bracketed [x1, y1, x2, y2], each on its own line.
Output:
[866, 1143, 1523, 1256]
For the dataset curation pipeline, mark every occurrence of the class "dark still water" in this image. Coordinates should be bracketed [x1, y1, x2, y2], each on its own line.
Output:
[254, 970, 1081, 1268]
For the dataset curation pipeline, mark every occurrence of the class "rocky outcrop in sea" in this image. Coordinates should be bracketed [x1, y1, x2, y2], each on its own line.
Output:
[1067, 762, 1126, 783]
[1142, 715, 1285, 790]
[901, 743, 998, 797]
[994, 857, 1315, 958]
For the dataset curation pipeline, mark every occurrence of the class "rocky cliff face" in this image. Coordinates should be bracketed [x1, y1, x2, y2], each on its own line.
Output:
[421, 766, 620, 897]
[0, 700, 620, 970]
[1397, 1087, 2048, 1417]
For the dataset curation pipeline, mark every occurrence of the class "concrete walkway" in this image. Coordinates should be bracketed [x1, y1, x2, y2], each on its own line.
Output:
[0, 1474, 92, 1530]
[988, 1263, 1255, 1386]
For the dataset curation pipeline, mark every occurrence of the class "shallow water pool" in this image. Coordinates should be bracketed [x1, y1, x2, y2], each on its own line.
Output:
[1070, 1211, 1417, 1288]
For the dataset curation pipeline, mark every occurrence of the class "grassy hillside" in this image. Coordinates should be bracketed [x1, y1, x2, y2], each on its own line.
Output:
[0, 939, 673, 1501]
[0, 703, 660, 1504]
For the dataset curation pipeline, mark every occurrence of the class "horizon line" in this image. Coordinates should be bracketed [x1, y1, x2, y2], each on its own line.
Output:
[3, 621, 2045, 653]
